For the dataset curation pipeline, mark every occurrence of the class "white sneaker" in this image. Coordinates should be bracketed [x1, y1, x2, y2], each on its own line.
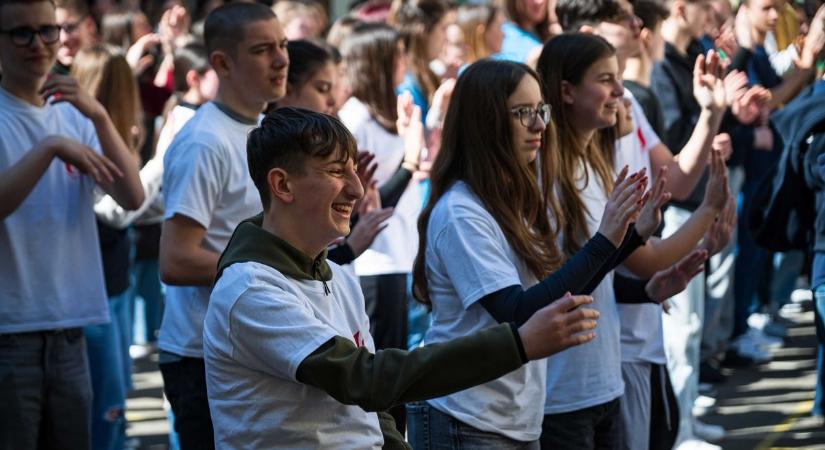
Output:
[693, 395, 717, 416]
[732, 334, 771, 363]
[675, 438, 722, 450]
[748, 313, 788, 338]
[693, 420, 725, 443]
[745, 327, 783, 349]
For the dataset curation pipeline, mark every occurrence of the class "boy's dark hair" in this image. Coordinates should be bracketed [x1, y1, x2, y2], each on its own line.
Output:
[53, 0, 86, 15]
[556, 0, 622, 32]
[0, 0, 55, 22]
[631, 0, 669, 30]
[247, 107, 358, 210]
[204, 2, 276, 56]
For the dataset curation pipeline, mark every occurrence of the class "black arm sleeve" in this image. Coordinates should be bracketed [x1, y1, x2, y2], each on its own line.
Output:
[379, 166, 413, 208]
[613, 272, 657, 304]
[579, 225, 646, 294]
[478, 233, 615, 327]
[327, 244, 356, 265]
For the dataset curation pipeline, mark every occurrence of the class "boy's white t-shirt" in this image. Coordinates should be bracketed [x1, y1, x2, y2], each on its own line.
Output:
[422, 181, 545, 442]
[159, 102, 262, 358]
[338, 97, 421, 276]
[615, 89, 667, 365]
[204, 261, 383, 450]
[0, 87, 109, 333]
[544, 164, 624, 414]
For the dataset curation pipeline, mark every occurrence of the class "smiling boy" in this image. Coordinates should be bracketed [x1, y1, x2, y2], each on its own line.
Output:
[203, 107, 602, 449]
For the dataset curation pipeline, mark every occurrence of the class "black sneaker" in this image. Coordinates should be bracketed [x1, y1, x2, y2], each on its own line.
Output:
[721, 349, 755, 368]
[700, 361, 728, 383]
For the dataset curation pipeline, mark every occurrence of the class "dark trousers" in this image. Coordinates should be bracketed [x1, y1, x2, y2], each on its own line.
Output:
[159, 355, 214, 450]
[360, 273, 409, 434]
[540, 398, 621, 450]
[649, 364, 679, 450]
[0, 328, 93, 450]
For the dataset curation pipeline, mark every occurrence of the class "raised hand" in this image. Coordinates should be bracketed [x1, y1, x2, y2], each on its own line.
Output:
[731, 86, 772, 125]
[723, 70, 748, 107]
[44, 136, 123, 186]
[644, 249, 708, 303]
[356, 151, 377, 192]
[346, 207, 394, 257]
[699, 149, 730, 214]
[598, 166, 648, 247]
[712, 133, 733, 161]
[397, 93, 425, 170]
[518, 293, 599, 360]
[635, 166, 671, 240]
[125, 33, 162, 75]
[700, 196, 736, 256]
[693, 50, 726, 115]
[39, 74, 106, 121]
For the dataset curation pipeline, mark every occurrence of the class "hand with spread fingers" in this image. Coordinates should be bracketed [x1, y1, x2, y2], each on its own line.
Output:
[635, 166, 672, 240]
[644, 249, 709, 303]
[699, 149, 730, 215]
[598, 166, 648, 247]
[693, 50, 726, 116]
[518, 293, 599, 360]
[700, 196, 736, 256]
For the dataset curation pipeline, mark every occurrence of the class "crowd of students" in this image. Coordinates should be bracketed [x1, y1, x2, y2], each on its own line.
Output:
[1, 0, 825, 449]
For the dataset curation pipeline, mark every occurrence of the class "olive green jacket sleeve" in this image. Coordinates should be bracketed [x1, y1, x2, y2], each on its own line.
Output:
[295, 322, 526, 413]
[377, 411, 411, 450]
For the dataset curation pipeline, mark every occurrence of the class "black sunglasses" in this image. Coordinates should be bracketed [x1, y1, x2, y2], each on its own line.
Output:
[0, 25, 61, 48]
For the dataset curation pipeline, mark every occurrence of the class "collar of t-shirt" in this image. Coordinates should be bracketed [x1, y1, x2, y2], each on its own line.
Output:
[213, 101, 259, 125]
[216, 213, 333, 288]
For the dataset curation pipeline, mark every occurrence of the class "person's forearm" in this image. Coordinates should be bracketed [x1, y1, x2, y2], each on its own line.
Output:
[0, 141, 55, 220]
[622, 206, 716, 278]
[769, 67, 813, 109]
[159, 240, 220, 286]
[94, 157, 164, 229]
[90, 110, 144, 210]
[667, 109, 723, 200]
[295, 323, 525, 413]
[613, 272, 656, 304]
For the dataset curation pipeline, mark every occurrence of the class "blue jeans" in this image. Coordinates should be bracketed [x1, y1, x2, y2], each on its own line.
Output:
[407, 402, 540, 449]
[84, 294, 130, 450]
[0, 328, 93, 449]
[131, 259, 163, 344]
[813, 284, 825, 416]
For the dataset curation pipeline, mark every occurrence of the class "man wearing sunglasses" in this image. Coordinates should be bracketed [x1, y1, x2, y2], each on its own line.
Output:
[0, 1, 143, 448]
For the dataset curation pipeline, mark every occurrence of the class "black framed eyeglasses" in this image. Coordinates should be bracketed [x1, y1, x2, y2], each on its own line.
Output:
[0, 25, 61, 47]
[510, 104, 551, 128]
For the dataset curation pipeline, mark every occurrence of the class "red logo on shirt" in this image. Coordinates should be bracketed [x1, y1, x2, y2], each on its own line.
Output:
[64, 163, 79, 179]
[353, 331, 365, 348]
[636, 127, 647, 151]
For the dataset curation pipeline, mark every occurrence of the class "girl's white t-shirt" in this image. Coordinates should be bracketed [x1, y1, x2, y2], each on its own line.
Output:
[422, 181, 545, 442]
[338, 97, 422, 276]
[544, 164, 624, 414]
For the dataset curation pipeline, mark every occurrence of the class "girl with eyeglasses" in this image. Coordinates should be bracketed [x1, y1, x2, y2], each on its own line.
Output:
[535, 32, 731, 449]
[407, 58, 663, 449]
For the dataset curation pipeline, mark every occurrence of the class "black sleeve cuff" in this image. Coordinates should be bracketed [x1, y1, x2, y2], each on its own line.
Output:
[509, 322, 528, 363]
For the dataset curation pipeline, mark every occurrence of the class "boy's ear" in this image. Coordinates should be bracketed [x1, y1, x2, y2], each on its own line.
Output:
[209, 50, 231, 78]
[640, 27, 652, 50]
[578, 24, 596, 35]
[268, 168, 294, 204]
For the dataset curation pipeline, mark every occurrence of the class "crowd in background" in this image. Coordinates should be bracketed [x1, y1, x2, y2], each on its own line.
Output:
[1, 0, 825, 449]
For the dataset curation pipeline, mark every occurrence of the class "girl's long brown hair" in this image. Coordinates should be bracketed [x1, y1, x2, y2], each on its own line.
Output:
[412, 59, 564, 307]
[537, 33, 617, 256]
[389, 0, 448, 104]
[341, 22, 401, 132]
[72, 43, 143, 153]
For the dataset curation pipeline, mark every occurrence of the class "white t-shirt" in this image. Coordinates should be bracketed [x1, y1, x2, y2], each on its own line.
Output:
[422, 181, 544, 442]
[615, 89, 667, 365]
[0, 87, 109, 333]
[544, 164, 624, 414]
[159, 102, 262, 358]
[338, 97, 422, 276]
[204, 261, 383, 450]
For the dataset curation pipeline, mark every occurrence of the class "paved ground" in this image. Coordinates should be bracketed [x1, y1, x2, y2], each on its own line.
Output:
[125, 304, 824, 449]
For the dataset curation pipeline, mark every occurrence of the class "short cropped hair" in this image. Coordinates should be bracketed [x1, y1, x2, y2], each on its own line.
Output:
[556, 0, 622, 31]
[247, 107, 358, 210]
[204, 2, 277, 56]
[53, 0, 86, 15]
[632, 0, 669, 30]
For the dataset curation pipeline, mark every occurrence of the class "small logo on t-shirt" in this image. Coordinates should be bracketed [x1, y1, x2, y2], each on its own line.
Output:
[353, 331, 365, 348]
[64, 163, 79, 179]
